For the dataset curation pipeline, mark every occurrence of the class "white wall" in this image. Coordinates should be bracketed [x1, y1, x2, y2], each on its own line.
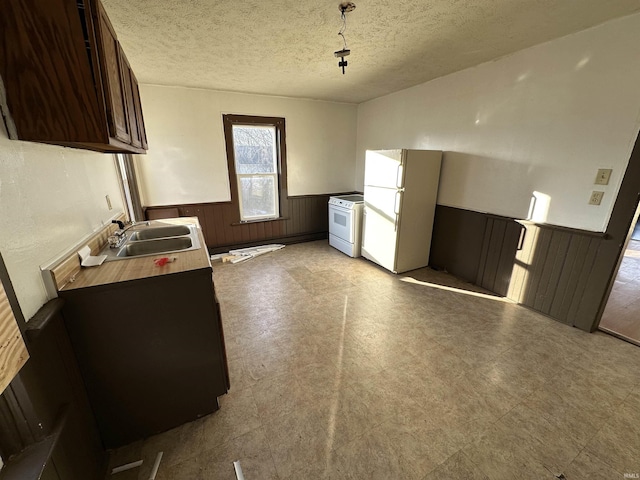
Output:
[0, 124, 124, 320]
[135, 85, 358, 205]
[356, 13, 640, 232]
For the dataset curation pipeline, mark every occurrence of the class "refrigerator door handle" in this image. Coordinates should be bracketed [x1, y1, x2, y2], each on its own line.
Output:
[393, 190, 403, 231]
[396, 164, 404, 188]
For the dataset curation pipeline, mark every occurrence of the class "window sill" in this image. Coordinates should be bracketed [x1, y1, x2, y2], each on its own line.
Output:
[231, 217, 289, 226]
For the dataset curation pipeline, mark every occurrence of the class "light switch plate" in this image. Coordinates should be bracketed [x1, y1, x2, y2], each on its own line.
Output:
[589, 191, 604, 205]
[595, 168, 612, 185]
[106, 194, 113, 210]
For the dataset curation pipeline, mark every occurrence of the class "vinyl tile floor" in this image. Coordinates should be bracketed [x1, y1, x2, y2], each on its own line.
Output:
[108, 240, 640, 480]
[600, 238, 640, 344]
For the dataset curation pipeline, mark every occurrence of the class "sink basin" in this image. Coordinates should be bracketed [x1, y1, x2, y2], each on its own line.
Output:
[100, 222, 201, 261]
[128, 225, 191, 241]
[117, 237, 193, 258]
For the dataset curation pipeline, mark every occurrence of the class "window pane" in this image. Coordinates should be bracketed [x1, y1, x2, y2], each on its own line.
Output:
[232, 125, 277, 174]
[238, 175, 277, 219]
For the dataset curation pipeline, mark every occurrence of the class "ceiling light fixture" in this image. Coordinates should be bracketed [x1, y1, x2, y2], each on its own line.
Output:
[335, 2, 356, 74]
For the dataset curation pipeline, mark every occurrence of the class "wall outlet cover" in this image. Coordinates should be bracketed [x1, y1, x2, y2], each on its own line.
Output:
[589, 191, 604, 205]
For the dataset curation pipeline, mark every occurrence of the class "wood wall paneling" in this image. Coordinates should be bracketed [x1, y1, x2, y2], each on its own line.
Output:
[146, 193, 347, 252]
[431, 205, 609, 331]
[474, 216, 522, 297]
[430, 205, 487, 283]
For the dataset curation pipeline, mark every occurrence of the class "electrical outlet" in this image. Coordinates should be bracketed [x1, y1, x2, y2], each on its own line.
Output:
[105, 194, 112, 210]
[589, 191, 604, 205]
[594, 168, 612, 185]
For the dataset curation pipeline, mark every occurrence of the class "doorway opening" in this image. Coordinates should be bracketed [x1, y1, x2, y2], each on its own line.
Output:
[599, 203, 640, 346]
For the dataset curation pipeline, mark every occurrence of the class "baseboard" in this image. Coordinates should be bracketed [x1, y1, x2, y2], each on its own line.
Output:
[208, 232, 328, 254]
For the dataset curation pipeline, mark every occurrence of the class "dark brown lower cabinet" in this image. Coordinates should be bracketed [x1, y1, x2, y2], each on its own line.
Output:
[0, 299, 107, 480]
[59, 267, 229, 449]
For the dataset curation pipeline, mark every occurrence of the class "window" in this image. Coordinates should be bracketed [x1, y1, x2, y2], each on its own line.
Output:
[114, 154, 144, 222]
[223, 115, 287, 222]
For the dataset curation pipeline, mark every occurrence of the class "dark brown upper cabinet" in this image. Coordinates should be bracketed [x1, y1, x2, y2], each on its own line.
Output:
[0, 0, 148, 154]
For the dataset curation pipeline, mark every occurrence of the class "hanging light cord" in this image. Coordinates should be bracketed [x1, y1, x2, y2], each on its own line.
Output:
[338, 10, 348, 50]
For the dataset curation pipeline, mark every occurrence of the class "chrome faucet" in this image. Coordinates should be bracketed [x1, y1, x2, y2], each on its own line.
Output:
[109, 220, 150, 248]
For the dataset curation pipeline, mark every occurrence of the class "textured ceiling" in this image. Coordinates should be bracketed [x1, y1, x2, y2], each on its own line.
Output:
[102, 0, 640, 104]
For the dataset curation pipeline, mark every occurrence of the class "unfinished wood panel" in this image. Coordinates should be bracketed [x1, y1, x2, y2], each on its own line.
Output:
[0, 280, 28, 395]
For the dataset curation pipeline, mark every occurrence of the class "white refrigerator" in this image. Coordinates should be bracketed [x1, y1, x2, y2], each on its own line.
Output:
[361, 149, 442, 274]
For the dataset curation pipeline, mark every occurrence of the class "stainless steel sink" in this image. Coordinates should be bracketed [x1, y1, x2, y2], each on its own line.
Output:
[117, 237, 193, 258]
[128, 225, 191, 241]
[100, 222, 201, 261]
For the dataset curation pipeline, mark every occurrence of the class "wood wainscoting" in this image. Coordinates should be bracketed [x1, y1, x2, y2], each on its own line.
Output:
[431, 205, 607, 331]
[145, 193, 355, 253]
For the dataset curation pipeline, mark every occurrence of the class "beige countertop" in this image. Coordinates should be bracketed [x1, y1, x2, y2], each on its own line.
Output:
[59, 218, 211, 291]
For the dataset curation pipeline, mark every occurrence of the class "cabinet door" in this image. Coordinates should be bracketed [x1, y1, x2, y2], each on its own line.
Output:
[119, 48, 142, 148]
[94, 0, 130, 144]
[130, 70, 148, 150]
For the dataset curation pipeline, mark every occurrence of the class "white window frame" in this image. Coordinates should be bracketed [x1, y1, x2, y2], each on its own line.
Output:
[232, 124, 279, 221]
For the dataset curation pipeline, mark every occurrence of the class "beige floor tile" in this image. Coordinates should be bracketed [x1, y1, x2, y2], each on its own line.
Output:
[421, 450, 489, 480]
[198, 427, 279, 480]
[585, 400, 640, 474]
[562, 450, 625, 480]
[201, 386, 261, 450]
[250, 372, 314, 421]
[311, 384, 381, 449]
[154, 455, 204, 480]
[462, 406, 575, 480]
[108, 240, 640, 480]
[138, 418, 204, 471]
[332, 419, 456, 480]
[264, 407, 332, 478]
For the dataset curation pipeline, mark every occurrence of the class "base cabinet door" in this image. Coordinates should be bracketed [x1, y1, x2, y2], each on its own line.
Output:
[60, 268, 228, 449]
